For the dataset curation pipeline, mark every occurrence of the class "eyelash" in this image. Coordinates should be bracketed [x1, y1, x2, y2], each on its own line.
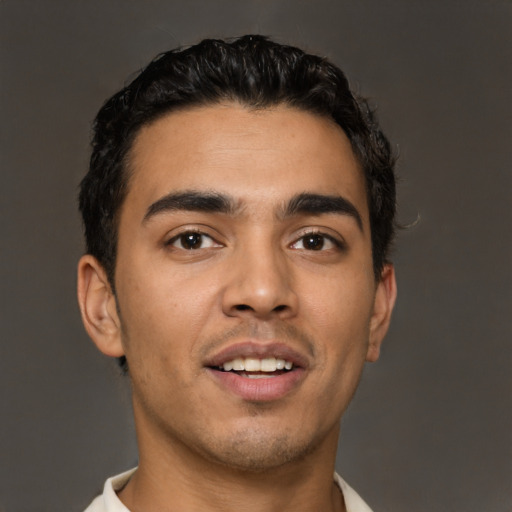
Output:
[166, 228, 344, 253]
[166, 229, 221, 250]
[290, 230, 345, 252]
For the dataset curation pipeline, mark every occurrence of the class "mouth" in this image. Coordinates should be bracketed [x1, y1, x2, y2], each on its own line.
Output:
[213, 356, 294, 378]
[205, 343, 308, 401]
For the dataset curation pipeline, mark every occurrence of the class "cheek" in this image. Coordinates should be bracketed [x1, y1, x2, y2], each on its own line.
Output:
[116, 264, 220, 369]
[302, 274, 375, 379]
[303, 270, 375, 337]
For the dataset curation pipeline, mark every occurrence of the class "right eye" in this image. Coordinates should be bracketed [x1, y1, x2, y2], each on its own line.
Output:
[167, 231, 220, 250]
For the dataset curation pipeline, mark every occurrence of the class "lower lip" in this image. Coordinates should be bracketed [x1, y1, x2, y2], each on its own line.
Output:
[206, 368, 306, 402]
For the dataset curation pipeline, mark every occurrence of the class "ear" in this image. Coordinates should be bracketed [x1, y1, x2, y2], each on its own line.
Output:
[77, 254, 125, 358]
[366, 264, 397, 362]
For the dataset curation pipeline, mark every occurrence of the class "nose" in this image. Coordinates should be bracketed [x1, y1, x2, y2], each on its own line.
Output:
[221, 241, 298, 320]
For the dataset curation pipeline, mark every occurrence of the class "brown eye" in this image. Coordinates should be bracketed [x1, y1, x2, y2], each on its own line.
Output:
[290, 232, 341, 251]
[302, 234, 325, 250]
[180, 233, 203, 249]
[169, 231, 219, 250]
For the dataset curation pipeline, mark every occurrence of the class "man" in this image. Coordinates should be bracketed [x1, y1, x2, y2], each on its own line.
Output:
[78, 35, 397, 512]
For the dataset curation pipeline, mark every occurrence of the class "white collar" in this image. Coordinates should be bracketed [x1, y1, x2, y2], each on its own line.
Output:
[85, 468, 373, 512]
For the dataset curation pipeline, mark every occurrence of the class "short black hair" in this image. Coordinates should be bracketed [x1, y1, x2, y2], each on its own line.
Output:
[80, 34, 396, 286]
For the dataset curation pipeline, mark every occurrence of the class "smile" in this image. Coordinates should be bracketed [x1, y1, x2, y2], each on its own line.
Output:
[205, 343, 307, 401]
[218, 357, 294, 374]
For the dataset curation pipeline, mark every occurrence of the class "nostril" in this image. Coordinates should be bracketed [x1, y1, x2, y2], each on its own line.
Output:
[234, 304, 287, 313]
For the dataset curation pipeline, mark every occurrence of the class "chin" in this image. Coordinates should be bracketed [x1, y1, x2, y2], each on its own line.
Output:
[196, 426, 321, 473]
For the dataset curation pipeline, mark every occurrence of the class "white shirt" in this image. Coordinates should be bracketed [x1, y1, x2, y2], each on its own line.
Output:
[84, 468, 373, 512]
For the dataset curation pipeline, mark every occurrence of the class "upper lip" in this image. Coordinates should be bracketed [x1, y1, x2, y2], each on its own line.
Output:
[204, 341, 310, 369]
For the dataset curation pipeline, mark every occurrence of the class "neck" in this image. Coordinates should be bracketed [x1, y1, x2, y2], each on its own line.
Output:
[118, 413, 345, 512]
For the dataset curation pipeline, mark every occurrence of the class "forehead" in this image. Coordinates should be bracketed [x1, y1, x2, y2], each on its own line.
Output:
[124, 103, 368, 222]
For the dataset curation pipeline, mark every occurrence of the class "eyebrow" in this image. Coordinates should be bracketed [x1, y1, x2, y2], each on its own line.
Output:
[143, 190, 239, 223]
[143, 190, 363, 232]
[282, 193, 363, 231]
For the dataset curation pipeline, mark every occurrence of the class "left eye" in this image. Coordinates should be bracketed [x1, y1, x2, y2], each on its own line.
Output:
[168, 232, 219, 250]
[291, 233, 339, 251]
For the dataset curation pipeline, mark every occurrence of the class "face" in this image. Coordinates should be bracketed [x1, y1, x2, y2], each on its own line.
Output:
[79, 103, 396, 472]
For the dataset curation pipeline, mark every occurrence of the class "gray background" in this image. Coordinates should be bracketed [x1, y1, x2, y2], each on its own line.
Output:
[1, 1, 510, 511]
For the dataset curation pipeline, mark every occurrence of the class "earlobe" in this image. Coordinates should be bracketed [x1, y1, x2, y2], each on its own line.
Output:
[77, 255, 125, 358]
[366, 264, 397, 362]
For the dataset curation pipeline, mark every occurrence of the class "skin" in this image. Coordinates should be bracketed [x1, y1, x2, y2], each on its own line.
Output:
[78, 104, 397, 512]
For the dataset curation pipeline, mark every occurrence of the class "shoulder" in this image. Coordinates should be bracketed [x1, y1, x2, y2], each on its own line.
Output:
[83, 468, 136, 512]
[334, 473, 374, 512]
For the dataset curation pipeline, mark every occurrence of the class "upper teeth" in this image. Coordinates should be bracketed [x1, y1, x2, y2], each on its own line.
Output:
[222, 357, 293, 372]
